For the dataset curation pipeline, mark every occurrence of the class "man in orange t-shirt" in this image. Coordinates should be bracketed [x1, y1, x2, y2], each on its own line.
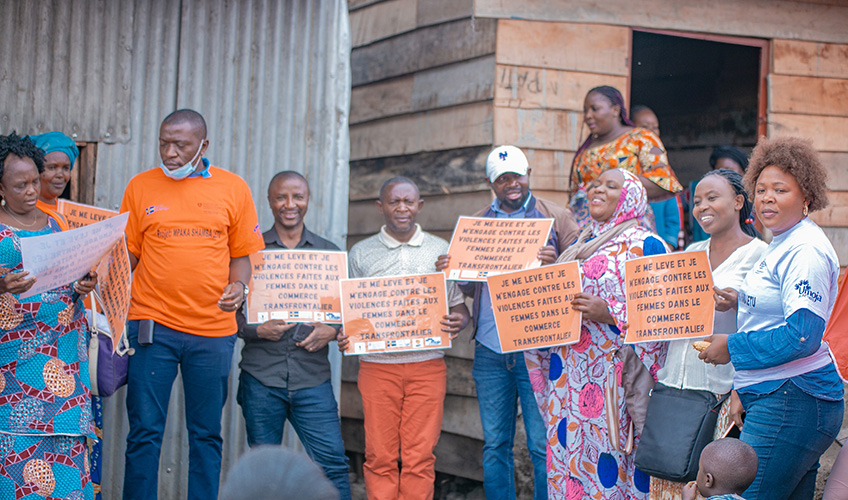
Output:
[120, 109, 264, 500]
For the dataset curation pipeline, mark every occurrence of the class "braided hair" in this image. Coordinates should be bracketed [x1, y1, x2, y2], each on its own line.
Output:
[569, 86, 634, 191]
[701, 168, 758, 238]
[0, 132, 45, 180]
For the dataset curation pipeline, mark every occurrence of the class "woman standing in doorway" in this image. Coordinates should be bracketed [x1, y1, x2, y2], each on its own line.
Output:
[569, 86, 683, 230]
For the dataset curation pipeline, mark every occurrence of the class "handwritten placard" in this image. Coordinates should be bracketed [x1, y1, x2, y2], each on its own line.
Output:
[445, 216, 554, 282]
[246, 250, 347, 324]
[20, 212, 129, 299]
[56, 199, 118, 229]
[487, 261, 583, 353]
[624, 250, 715, 343]
[94, 237, 132, 351]
[341, 273, 449, 355]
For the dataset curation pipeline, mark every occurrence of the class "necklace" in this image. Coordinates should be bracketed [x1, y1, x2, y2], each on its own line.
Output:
[2, 205, 39, 228]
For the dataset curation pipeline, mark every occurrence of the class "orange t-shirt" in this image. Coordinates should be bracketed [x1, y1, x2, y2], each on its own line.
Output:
[36, 199, 70, 231]
[120, 166, 264, 336]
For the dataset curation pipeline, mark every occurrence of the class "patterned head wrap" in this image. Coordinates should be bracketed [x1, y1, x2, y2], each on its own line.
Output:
[30, 132, 79, 169]
[591, 168, 647, 237]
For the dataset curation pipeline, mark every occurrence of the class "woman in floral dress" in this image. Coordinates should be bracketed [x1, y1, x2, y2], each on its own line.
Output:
[525, 168, 668, 499]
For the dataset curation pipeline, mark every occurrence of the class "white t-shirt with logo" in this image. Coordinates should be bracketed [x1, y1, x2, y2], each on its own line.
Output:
[735, 218, 838, 389]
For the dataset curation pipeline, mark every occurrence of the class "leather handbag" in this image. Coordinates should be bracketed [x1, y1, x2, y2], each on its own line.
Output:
[86, 291, 132, 397]
[635, 383, 729, 482]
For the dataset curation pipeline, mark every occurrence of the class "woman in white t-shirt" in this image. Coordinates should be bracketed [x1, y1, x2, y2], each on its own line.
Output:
[649, 169, 766, 500]
[699, 137, 843, 500]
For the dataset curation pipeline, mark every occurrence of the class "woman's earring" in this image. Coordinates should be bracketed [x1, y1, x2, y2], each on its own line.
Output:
[804, 202, 809, 217]
[1, 198, 5, 207]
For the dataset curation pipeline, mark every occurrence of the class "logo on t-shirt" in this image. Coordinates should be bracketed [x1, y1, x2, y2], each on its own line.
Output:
[145, 204, 169, 216]
[795, 280, 823, 303]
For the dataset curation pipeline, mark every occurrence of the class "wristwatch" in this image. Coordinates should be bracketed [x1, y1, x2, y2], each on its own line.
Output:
[235, 280, 249, 299]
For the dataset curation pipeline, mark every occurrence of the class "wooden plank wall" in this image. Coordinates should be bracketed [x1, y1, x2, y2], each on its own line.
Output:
[771, 39, 848, 266]
[493, 19, 629, 203]
[348, 0, 496, 244]
[345, 0, 497, 482]
[345, 0, 848, 485]
[474, 0, 848, 45]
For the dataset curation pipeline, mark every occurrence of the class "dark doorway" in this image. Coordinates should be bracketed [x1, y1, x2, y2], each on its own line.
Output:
[630, 30, 765, 186]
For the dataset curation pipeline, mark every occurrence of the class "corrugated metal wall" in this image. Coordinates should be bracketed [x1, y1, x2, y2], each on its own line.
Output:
[0, 0, 350, 498]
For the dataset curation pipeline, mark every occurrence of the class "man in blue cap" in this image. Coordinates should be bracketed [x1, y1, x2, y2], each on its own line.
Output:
[30, 131, 79, 230]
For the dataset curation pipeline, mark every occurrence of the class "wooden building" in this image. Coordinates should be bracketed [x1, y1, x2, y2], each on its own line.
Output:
[343, 0, 848, 487]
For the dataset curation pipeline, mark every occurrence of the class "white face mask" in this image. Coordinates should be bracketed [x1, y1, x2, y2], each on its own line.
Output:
[159, 140, 205, 180]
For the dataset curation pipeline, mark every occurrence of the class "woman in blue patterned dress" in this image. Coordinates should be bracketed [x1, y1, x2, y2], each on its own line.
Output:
[0, 133, 97, 499]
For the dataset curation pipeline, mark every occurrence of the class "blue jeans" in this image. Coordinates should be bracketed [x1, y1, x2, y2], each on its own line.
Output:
[123, 320, 236, 500]
[237, 372, 351, 500]
[738, 381, 843, 500]
[472, 342, 548, 500]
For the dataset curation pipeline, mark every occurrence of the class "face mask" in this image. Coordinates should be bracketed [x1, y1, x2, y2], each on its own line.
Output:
[159, 140, 205, 180]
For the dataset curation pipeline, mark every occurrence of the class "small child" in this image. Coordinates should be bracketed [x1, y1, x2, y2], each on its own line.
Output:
[682, 438, 758, 500]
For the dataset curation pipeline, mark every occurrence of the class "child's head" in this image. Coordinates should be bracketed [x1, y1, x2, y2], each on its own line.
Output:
[696, 438, 758, 497]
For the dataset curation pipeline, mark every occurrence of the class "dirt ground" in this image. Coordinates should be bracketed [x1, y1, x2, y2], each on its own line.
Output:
[349, 391, 848, 499]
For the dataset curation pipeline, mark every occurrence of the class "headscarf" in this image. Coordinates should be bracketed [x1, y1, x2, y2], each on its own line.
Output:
[30, 132, 79, 168]
[590, 169, 647, 236]
[557, 169, 647, 263]
[709, 145, 748, 172]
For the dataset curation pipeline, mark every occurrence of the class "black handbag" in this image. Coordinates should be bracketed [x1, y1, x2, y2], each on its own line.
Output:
[634, 383, 729, 482]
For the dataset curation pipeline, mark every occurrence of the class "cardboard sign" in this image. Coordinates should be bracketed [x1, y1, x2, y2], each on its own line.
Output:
[487, 261, 583, 353]
[56, 199, 118, 229]
[341, 273, 450, 355]
[94, 237, 132, 352]
[21, 212, 129, 299]
[246, 250, 347, 324]
[445, 216, 554, 282]
[56, 200, 130, 352]
[624, 250, 715, 343]
[824, 277, 848, 382]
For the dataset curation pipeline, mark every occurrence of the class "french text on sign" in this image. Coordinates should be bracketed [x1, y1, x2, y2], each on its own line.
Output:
[56, 200, 130, 351]
[444, 216, 554, 282]
[246, 250, 348, 324]
[624, 250, 715, 343]
[340, 273, 450, 355]
[486, 261, 583, 353]
[21, 212, 129, 299]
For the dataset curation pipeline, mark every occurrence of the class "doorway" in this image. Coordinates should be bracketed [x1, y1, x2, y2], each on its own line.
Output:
[630, 30, 766, 186]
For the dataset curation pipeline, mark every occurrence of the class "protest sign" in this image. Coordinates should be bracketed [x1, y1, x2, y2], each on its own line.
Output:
[624, 250, 714, 343]
[21, 212, 129, 299]
[93, 238, 132, 352]
[56, 199, 118, 229]
[341, 273, 449, 355]
[56, 200, 129, 351]
[246, 250, 347, 324]
[487, 261, 583, 353]
[824, 277, 848, 381]
[445, 216, 554, 282]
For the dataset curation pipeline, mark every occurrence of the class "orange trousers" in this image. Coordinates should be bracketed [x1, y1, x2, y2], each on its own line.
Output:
[357, 358, 446, 500]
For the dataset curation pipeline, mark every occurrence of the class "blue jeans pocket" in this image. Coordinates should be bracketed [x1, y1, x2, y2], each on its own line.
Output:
[816, 397, 843, 437]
